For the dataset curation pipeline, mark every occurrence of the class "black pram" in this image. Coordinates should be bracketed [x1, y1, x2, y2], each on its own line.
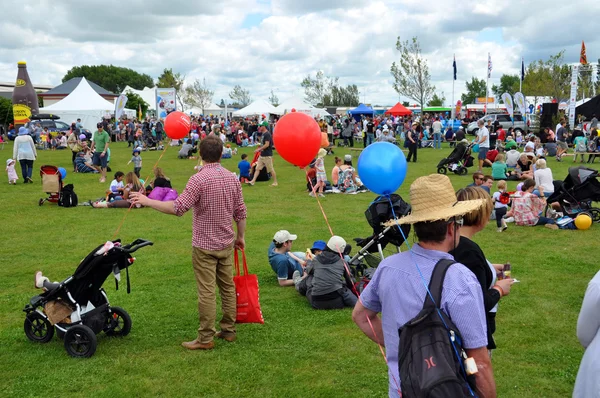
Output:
[436, 142, 474, 175]
[350, 194, 411, 291]
[23, 239, 153, 358]
[546, 167, 600, 222]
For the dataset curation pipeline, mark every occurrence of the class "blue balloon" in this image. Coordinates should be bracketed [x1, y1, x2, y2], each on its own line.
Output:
[357, 142, 407, 195]
[58, 167, 67, 180]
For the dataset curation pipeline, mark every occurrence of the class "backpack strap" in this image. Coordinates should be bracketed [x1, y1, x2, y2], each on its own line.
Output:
[423, 259, 455, 310]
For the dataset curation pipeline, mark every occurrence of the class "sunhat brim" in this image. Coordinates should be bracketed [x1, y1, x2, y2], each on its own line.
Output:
[385, 199, 486, 226]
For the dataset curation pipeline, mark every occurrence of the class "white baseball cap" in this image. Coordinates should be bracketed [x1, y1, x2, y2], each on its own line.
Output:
[327, 236, 347, 252]
[273, 230, 298, 244]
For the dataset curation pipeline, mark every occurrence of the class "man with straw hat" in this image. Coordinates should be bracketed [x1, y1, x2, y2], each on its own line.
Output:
[352, 174, 496, 397]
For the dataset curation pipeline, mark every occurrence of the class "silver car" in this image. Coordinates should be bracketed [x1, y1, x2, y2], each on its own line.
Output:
[467, 114, 526, 135]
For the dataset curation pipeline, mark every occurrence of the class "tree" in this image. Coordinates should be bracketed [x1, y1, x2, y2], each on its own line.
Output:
[492, 74, 520, 101]
[229, 85, 252, 107]
[156, 68, 186, 110]
[301, 71, 359, 106]
[268, 89, 280, 107]
[183, 79, 214, 115]
[402, 101, 410, 107]
[390, 36, 436, 111]
[219, 98, 225, 107]
[0, 97, 14, 127]
[461, 77, 487, 104]
[427, 92, 445, 107]
[124, 91, 150, 119]
[62, 65, 154, 93]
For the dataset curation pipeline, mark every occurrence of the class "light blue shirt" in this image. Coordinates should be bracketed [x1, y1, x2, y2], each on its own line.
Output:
[360, 243, 488, 397]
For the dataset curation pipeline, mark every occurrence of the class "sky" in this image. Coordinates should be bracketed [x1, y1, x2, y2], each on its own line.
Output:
[0, 0, 598, 107]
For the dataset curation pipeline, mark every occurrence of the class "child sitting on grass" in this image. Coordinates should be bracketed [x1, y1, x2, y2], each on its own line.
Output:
[106, 171, 125, 201]
[238, 154, 250, 183]
[491, 153, 508, 180]
[492, 180, 509, 232]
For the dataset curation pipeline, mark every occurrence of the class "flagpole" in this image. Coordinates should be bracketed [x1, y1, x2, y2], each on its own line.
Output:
[485, 52, 490, 116]
[452, 54, 455, 121]
[519, 57, 523, 94]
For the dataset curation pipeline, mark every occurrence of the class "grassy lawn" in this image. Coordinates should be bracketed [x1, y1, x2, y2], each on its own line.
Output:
[1, 140, 598, 397]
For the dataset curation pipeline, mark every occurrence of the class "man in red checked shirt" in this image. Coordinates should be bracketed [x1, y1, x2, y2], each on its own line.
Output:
[130, 135, 247, 350]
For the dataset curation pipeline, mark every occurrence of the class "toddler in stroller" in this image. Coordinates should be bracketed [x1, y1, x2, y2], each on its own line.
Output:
[23, 239, 153, 358]
[436, 139, 474, 175]
[349, 194, 411, 292]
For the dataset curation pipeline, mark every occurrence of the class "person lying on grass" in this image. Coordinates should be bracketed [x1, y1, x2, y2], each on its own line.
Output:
[92, 172, 145, 208]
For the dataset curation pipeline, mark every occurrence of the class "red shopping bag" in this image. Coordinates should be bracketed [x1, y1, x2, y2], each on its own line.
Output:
[233, 250, 264, 324]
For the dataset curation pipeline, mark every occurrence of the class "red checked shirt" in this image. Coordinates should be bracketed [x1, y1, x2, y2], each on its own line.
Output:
[173, 163, 247, 251]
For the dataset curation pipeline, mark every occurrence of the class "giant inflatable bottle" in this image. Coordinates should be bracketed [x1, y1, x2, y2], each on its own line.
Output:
[12, 61, 39, 129]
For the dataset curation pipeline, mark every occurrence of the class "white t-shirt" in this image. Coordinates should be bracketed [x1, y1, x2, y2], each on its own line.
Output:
[506, 150, 520, 167]
[525, 141, 535, 152]
[219, 133, 226, 143]
[110, 179, 124, 193]
[477, 126, 490, 148]
[492, 191, 508, 209]
[534, 168, 554, 193]
[432, 121, 442, 134]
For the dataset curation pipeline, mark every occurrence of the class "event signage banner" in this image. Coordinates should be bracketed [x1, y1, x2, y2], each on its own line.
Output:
[114, 94, 128, 120]
[568, 66, 578, 128]
[475, 97, 495, 104]
[513, 92, 527, 116]
[156, 88, 177, 119]
[502, 93, 514, 120]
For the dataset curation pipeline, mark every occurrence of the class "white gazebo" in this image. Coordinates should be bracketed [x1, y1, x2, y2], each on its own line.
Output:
[232, 99, 277, 117]
[273, 96, 330, 118]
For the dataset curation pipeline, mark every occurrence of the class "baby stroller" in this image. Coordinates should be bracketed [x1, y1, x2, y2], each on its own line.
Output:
[436, 142, 474, 175]
[546, 167, 600, 222]
[349, 194, 411, 291]
[23, 239, 153, 358]
[39, 165, 62, 206]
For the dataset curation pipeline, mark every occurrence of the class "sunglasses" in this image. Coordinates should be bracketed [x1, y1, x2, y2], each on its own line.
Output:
[475, 177, 483, 181]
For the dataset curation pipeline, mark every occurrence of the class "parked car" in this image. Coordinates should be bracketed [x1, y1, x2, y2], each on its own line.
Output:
[466, 113, 526, 135]
[25, 114, 70, 134]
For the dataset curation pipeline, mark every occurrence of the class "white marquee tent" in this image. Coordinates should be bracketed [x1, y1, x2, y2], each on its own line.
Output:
[40, 77, 129, 130]
[232, 99, 277, 117]
[122, 85, 157, 111]
[273, 97, 330, 118]
[187, 103, 225, 116]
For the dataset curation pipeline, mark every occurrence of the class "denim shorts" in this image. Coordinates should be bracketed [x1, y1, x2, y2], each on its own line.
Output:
[478, 147, 489, 160]
[92, 152, 108, 168]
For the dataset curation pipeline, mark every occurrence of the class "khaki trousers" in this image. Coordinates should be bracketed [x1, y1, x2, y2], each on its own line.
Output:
[192, 245, 237, 343]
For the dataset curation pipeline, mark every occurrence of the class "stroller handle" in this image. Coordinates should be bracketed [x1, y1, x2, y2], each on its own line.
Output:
[118, 239, 154, 253]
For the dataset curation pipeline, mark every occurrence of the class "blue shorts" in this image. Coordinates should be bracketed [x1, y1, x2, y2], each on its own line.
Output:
[478, 147, 489, 160]
[92, 152, 108, 168]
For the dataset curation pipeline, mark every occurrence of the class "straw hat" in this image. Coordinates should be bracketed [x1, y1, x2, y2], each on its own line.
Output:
[388, 174, 486, 225]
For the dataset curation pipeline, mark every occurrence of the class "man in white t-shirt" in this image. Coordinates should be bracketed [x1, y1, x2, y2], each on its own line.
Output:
[432, 117, 443, 149]
[476, 120, 490, 172]
[506, 149, 521, 167]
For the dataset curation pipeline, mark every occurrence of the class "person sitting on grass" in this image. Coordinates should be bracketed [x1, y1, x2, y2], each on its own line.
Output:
[238, 154, 251, 183]
[178, 139, 197, 159]
[305, 240, 327, 260]
[533, 159, 554, 197]
[492, 180, 509, 232]
[515, 153, 534, 180]
[481, 175, 493, 194]
[491, 154, 510, 180]
[293, 236, 357, 310]
[510, 178, 558, 230]
[74, 151, 99, 173]
[93, 172, 145, 208]
[106, 171, 125, 201]
[268, 230, 306, 287]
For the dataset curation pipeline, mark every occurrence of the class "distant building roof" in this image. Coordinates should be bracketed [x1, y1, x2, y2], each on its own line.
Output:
[38, 77, 116, 97]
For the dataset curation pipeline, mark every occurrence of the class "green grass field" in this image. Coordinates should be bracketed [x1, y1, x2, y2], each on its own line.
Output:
[1, 140, 598, 397]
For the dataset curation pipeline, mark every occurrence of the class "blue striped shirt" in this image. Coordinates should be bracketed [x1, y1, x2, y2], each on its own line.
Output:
[360, 243, 488, 397]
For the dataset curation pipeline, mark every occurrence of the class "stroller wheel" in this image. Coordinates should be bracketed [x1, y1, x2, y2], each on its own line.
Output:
[38, 198, 44, 206]
[437, 167, 447, 175]
[104, 306, 132, 337]
[24, 312, 55, 343]
[64, 325, 97, 358]
[588, 208, 600, 223]
[458, 167, 468, 176]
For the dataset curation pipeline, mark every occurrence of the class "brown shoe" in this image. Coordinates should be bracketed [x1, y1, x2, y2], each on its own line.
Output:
[181, 339, 214, 350]
[215, 331, 236, 342]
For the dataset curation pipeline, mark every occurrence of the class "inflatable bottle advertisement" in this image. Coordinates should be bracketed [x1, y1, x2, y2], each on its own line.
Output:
[12, 61, 39, 129]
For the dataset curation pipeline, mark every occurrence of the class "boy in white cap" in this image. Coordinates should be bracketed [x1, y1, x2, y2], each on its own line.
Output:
[294, 235, 357, 310]
[268, 230, 306, 287]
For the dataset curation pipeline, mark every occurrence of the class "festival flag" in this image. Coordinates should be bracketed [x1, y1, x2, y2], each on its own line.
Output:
[114, 94, 128, 120]
[138, 103, 142, 120]
[501, 93, 514, 120]
[580, 40, 588, 65]
[521, 58, 525, 82]
[487, 53, 493, 78]
[453, 55, 457, 80]
[514, 92, 527, 116]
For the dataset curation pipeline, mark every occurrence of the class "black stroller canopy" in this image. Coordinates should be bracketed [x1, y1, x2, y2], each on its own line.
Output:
[569, 167, 599, 186]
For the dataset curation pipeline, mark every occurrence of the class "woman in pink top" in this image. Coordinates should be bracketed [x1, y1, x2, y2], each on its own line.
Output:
[511, 178, 558, 229]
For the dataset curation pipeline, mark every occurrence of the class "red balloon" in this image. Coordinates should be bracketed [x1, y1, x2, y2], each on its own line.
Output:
[273, 112, 321, 168]
[164, 111, 191, 139]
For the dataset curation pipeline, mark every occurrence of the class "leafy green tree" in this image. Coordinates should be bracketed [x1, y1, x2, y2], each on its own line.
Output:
[390, 36, 436, 111]
[461, 77, 487, 104]
[219, 99, 225, 107]
[229, 85, 252, 107]
[0, 97, 14, 126]
[492, 74, 520, 101]
[62, 65, 154, 93]
[402, 101, 410, 107]
[124, 91, 150, 119]
[301, 71, 359, 106]
[183, 79, 214, 114]
[427, 92, 445, 106]
[156, 68, 186, 110]
[268, 89, 280, 107]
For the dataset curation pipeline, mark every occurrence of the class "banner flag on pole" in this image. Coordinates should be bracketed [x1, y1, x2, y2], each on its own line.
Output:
[138, 103, 142, 120]
[487, 53, 493, 78]
[521, 58, 525, 82]
[114, 94, 128, 120]
[580, 41, 588, 65]
[514, 92, 527, 116]
[502, 93, 514, 120]
[453, 55, 457, 80]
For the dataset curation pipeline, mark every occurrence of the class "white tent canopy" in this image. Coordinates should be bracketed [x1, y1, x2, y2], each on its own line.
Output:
[273, 96, 329, 118]
[187, 103, 225, 116]
[232, 99, 277, 117]
[40, 77, 117, 130]
[122, 85, 157, 111]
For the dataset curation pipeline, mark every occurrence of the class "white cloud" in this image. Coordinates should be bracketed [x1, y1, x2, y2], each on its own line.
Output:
[0, 0, 598, 106]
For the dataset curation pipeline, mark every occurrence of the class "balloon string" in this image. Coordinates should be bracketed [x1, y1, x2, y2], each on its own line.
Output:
[304, 167, 399, 396]
[111, 145, 170, 240]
